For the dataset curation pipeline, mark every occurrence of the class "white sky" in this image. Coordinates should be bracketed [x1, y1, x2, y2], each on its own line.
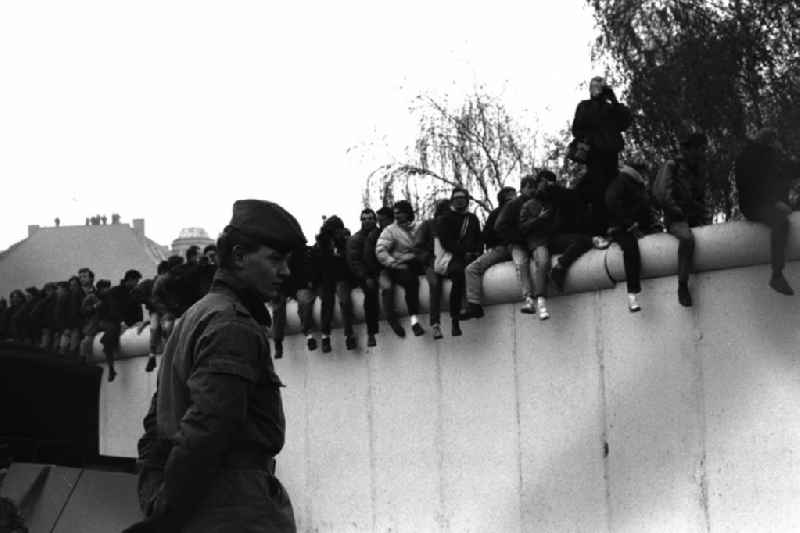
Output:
[0, 1, 599, 251]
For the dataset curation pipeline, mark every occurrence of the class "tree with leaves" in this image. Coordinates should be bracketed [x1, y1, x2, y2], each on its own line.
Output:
[588, 0, 800, 219]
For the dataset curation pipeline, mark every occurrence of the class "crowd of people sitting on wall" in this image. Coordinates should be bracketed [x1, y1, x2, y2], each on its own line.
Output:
[0, 245, 218, 382]
[1, 78, 798, 375]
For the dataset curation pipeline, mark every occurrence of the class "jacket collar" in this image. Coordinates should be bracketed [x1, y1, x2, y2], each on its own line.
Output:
[210, 270, 271, 326]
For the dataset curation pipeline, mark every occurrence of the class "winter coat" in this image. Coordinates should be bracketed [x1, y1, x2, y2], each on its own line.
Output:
[362, 226, 384, 277]
[736, 140, 799, 217]
[312, 234, 351, 285]
[412, 219, 437, 267]
[375, 222, 418, 268]
[606, 166, 651, 229]
[482, 206, 506, 249]
[434, 210, 483, 263]
[657, 155, 709, 225]
[494, 196, 530, 246]
[571, 98, 632, 154]
[346, 228, 375, 280]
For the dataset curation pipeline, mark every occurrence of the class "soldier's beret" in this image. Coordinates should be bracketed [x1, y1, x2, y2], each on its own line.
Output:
[229, 199, 307, 252]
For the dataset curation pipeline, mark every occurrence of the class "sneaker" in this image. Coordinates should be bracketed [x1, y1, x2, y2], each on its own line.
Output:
[321, 337, 332, 353]
[432, 323, 443, 340]
[460, 302, 484, 320]
[769, 273, 795, 295]
[367, 334, 377, 347]
[345, 335, 356, 350]
[678, 282, 693, 307]
[389, 319, 406, 338]
[550, 264, 567, 292]
[537, 297, 550, 320]
[306, 337, 318, 351]
[627, 293, 641, 313]
[411, 323, 425, 336]
[451, 319, 462, 337]
[592, 236, 611, 250]
[145, 356, 157, 373]
[274, 340, 284, 359]
[520, 296, 537, 314]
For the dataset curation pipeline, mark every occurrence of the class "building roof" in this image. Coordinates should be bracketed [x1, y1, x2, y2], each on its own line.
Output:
[0, 222, 167, 297]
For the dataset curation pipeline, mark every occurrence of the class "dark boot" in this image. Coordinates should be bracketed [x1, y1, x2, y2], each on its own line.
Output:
[274, 340, 284, 359]
[307, 336, 318, 351]
[388, 319, 406, 338]
[367, 333, 377, 347]
[321, 336, 332, 353]
[451, 319, 462, 337]
[769, 273, 795, 295]
[550, 264, 567, 293]
[145, 356, 157, 373]
[411, 323, 425, 336]
[345, 335, 357, 350]
[678, 282, 693, 307]
[460, 302, 484, 320]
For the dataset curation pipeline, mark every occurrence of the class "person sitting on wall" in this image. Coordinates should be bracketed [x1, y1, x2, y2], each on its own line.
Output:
[519, 170, 594, 320]
[313, 216, 357, 353]
[347, 208, 383, 348]
[270, 243, 318, 357]
[413, 199, 451, 339]
[489, 175, 540, 316]
[735, 127, 800, 295]
[654, 130, 710, 307]
[95, 270, 143, 382]
[434, 188, 483, 337]
[364, 206, 394, 334]
[376, 200, 426, 337]
[462, 186, 517, 320]
[80, 279, 110, 364]
[606, 163, 653, 312]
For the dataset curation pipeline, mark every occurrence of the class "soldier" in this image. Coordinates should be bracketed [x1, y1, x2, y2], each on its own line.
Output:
[125, 199, 303, 533]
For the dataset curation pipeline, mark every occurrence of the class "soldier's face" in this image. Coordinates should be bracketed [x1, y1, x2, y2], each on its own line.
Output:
[238, 244, 290, 301]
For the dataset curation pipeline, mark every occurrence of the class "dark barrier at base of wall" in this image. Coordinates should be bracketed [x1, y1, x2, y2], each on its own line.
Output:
[0, 343, 102, 467]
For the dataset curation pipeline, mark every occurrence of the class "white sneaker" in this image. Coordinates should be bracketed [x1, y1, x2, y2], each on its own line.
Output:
[537, 297, 550, 320]
[627, 293, 641, 313]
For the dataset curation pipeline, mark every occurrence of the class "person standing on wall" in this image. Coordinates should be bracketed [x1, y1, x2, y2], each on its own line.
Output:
[654, 130, 710, 307]
[571, 76, 633, 248]
[735, 127, 800, 295]
[126, 199, 302, 533]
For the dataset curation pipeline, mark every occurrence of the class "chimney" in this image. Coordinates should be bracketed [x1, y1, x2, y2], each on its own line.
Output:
[28, 225, 40, 238]
[132, 218, 145, 239]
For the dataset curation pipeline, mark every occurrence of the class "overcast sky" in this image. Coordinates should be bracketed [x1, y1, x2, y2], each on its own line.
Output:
[0, 1, 599, 251]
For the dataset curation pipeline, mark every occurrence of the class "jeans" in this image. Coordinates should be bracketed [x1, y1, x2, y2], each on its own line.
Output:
[426, 266, 466, 325]
[744, 206, 791, 274]
[272, 289, 316, 341]
[320, 280, 354, 337]
[667, 221, 696, 283]
[510, 244, 534, 300]
[465, 246, 512, 304]
[611, 230, 642, 293]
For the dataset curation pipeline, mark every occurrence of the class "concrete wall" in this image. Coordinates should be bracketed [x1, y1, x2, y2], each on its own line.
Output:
[97, 216, 800, 532]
